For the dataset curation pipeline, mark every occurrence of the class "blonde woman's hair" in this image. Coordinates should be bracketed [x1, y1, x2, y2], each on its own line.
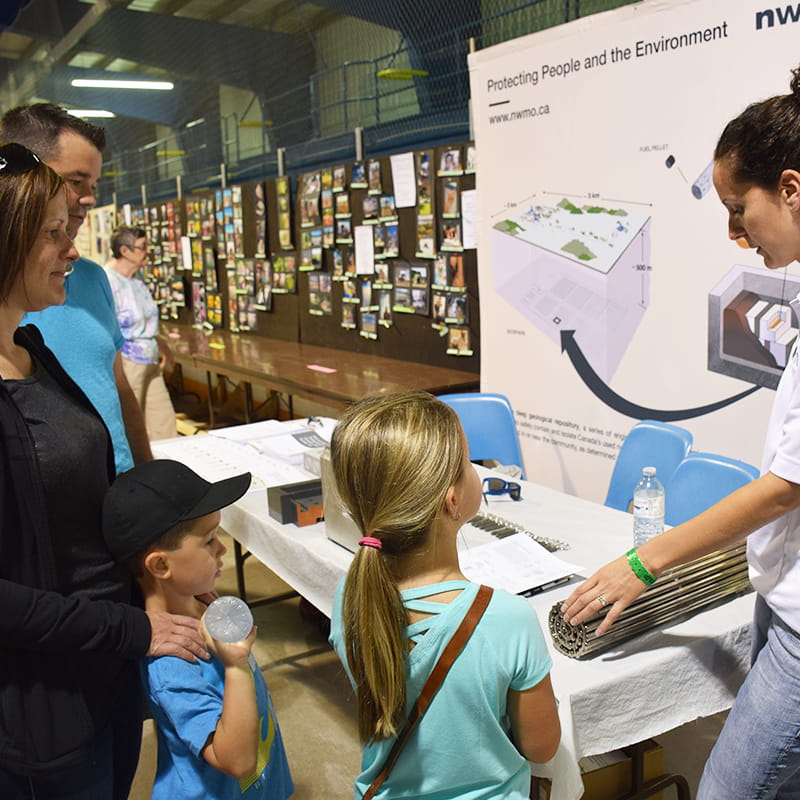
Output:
[330, 391, 465, 744]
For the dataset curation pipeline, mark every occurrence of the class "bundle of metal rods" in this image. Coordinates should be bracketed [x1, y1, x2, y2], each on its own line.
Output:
[548, 545, 751, 659]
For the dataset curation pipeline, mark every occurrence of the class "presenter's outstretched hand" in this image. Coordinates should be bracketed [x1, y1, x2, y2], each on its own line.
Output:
[146, 610, 210, 661]
[560, 554, 650, 636]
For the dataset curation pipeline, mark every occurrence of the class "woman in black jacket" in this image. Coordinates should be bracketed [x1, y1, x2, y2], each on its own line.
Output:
[0, 143, 206, 800]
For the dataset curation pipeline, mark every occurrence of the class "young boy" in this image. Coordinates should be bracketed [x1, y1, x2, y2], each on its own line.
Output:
[102, 459, 294, 800]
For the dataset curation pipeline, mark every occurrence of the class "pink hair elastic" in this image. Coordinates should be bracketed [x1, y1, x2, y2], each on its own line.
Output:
[358, 536, 383, 550]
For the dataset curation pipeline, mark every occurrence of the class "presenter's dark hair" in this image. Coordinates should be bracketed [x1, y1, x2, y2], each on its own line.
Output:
[715, 64, 800, 189]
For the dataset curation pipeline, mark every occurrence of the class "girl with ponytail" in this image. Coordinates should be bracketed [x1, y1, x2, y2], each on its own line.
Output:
[329, 392, 559, 799]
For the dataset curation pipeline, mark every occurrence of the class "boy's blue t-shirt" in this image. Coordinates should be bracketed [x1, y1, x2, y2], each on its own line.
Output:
[142, 654, 294, 800]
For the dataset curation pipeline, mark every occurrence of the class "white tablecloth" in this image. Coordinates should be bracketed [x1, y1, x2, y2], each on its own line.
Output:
[155, 432, 752, 800]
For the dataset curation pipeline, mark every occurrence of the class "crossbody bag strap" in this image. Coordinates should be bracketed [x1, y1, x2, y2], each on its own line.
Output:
[362, 584, 494, 800]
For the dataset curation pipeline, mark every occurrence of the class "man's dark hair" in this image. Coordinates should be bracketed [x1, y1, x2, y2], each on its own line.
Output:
[0, 103, 106, 161]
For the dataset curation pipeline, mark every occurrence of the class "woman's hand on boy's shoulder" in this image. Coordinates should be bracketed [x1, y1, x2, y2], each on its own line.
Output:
[146, 610, 211, 662]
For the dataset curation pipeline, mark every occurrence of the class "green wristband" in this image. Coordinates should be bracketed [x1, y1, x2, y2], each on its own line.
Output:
[626, 548, 657, 586]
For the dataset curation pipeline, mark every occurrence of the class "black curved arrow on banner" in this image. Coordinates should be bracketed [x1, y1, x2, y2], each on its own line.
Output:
[560, 330, 762, 421]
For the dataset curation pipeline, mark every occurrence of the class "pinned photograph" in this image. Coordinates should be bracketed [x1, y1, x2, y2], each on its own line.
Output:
[416, 151, 431, 184]
[378, 290, 392, 326]
[394, 263, 411, 288]
[254, 259, 272, 310]
[362, 195, 379, 222]
[416, 215, 435, 257]
[191, 239, 203, 277]
[393, 286, 413, 313]
[272, 253, 297, 294]
[335, 192, 351, 217]
[445, 293, 468, 325]
[342, 278, 358, 302]
[333, 165, 346, 191]
[308, 272, 322, 315]
[341, 303, 356, 328]
[373, 224, 386, 258]
[448, 253, 465, 288]
[411, 287, 429, 315]
[441, 220, 463, 252]
[336, 217, 353, 244]
[319, 273, 333, 314]
[447, 326, 472, 355]
[368, 159, 382, 193]
[438, 147, 463, 176]
[360, 310, 377, 339]
[374, 262, 390, 283]
[465, 144, 476, 173]
[235, 258, 254, 294]
[361, 279, 373, 308]
[432, 291, 447, 324]
[418, 183, 432, 216]
[410, 263, 429, 288]
[443, 180, 460, 217]
[192, 281, 207, 327]
[207, 291, 222, 328]
[433, 255, 448, 288]
[351, 161, 367, 188]
[332, 248, 344, 278]
[383, 223, 399, 258]
[379, 195, 397, 220]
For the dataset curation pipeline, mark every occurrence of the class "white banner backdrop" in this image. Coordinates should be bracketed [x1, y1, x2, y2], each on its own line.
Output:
[469, 0, 800, 502]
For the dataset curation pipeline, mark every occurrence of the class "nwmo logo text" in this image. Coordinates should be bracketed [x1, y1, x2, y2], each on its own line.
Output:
[756, 4, 800, 28]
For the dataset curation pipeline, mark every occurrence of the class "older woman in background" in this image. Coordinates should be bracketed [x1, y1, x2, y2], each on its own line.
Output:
[105, 225, 176, 442]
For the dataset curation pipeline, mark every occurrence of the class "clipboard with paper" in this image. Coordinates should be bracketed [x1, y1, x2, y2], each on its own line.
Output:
[459, 533, 582, 597]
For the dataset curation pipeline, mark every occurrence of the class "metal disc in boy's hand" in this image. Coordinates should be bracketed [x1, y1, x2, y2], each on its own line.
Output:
[204, 595, 253, 642]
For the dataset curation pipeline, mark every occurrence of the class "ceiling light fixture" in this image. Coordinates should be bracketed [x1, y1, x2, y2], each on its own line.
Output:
[68, 109, 116, 118]
[71, 79, 174, 90]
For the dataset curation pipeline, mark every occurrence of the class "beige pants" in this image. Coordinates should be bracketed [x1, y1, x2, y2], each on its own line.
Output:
[121, 357, 177, 442]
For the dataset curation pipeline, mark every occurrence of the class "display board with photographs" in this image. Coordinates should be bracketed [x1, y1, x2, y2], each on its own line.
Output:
[134, 141, 477, 370]
[296, 141, 478, 368]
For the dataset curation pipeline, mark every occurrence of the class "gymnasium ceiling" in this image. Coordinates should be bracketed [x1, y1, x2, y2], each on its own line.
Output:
[0, 0, 352, 154]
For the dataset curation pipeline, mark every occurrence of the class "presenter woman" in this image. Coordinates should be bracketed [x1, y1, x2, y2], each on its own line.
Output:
[561, 63, 800, 798]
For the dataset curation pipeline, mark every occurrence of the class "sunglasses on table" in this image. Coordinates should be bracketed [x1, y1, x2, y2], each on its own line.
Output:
[482, 477, 522, 504]
[0, 143, 41, 176]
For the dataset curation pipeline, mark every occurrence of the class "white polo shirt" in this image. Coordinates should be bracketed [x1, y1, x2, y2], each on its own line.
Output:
[748, 292, 800, 632]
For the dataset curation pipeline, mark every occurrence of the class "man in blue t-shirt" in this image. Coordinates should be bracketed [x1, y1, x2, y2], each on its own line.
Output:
[1, 103, 152, 473]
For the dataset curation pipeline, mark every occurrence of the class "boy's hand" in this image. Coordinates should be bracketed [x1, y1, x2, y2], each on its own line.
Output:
[200, 616, 257, 669]
[146, 610, 210, 662]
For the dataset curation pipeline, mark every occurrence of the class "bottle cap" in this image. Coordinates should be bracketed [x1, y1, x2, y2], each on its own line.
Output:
[643, 466, 656, 476]
[204, 595, 254, 643]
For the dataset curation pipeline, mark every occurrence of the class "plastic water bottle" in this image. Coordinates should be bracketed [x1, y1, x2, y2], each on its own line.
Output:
[632, 466, 664, 547]
[204, 596, 254, 642]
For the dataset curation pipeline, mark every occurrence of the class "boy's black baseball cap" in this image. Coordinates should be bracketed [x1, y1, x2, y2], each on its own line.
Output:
[103, 459, 251, 562]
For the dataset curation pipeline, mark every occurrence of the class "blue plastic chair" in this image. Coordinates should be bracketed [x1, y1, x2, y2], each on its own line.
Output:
[438, 392, 525, 479]
[604, 420, 693, 512]
[664, 452, 760, 526]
